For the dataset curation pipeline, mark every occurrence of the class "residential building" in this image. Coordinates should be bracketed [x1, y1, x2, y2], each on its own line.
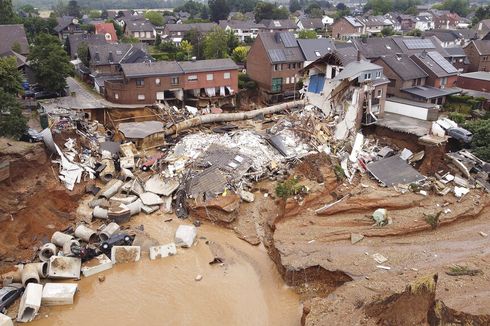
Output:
[247, 32, 304, 103]
[397, 15, 415, 31]
[124, 20, 156, 43]
[445, 46, 470, 72]
[414, 15, 433, 31]
[383, 13, 402, 32]
[373, 54, 428, 99]
[219, 20, 265, 42]
[94, 23, 118, 43]
[433, 12, 460, 30]
[297, 38, 335, 66]
[356, 16, 391, 35]
[424, 29, 465, 47]
[297, 18, 324, 32]
[464, 40, 490, 72]
[104, 58, 239, 105]
[391, 36, 450, 58]
[353, 37, 402, 60]
[0, 24, 29, 56]
[322, 15, 334, 28]
[260, 19, 299, 33]
[331, 16, 364, 40]
[88, 43, 151, 76]
[66, 34, 107, 59]
[475, 19, 490, 38]
[162, 23, 218, 45]
[457, 71, 490, 92]
[54, 16, 83, 40]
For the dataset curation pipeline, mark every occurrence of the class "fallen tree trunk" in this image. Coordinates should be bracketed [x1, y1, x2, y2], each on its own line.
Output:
[164, 100, 305, 136]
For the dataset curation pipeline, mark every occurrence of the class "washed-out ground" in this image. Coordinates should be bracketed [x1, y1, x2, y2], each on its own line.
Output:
[1, 137, 490, 325]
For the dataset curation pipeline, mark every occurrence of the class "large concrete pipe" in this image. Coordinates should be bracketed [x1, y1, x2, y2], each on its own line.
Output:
[21, 264, 40, 287]
[99, 222, 120, 241]
[126, 199, 142, 216]
[100, 158, 116, 183]
[63, 239, 81, 256]
[32, 262, 48, 278]
[74, 224, 98, 243]
[93, 206, 108, 219]
[51, 232, 74, 247]
[39, 243, 58, 262]
[100, 179, 124, 199]
[1, 265, 23, 283]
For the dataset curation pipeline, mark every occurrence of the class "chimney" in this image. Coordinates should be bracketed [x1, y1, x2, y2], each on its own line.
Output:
[357, 50, 361, 62]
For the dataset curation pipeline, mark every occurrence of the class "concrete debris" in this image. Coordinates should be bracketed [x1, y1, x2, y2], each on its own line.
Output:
[74, 224, 98, 243]
[145, 175, 179, 196]
[367, 156, 426, 187]
[149, 243, 177, 260]
[175, 225, 197, 248]
[139, 192, 164, 206]
[372, 208, 388, 226]
[17, 283, 43, 323]
[51, 232, 74, 248]
[93, 206, 109, 219]
[141, 204, 159, 214]
[372, 253, 388, 264]
[195, 274, 203, 281]
[81, 254, 112, 277]
[0, 313, 13, 326]
[99, 222, 120, 241]
[39, 243, 58, 262]
[376, 265, 391, 270]
[351, 233, 364, 244]
[239, 190, 255, 203]
[110, 195, 138, 205]
[454, 186, 470, 198]
[111, 246, 141, 264]
[47, 256, 81, 279]
[99, 179, 124, 199]
[41, 283, 78, 306]
[479, 231, 488, 237]
[107, 204, 132, 224]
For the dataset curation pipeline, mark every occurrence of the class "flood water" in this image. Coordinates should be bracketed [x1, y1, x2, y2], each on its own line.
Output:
[31, 214, 301, 326]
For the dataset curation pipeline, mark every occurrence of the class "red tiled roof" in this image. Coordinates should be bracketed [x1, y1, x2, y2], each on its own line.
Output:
[95, 23, 118, 43]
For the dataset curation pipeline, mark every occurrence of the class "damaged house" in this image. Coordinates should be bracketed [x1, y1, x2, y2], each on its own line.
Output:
[301, 51, 389, 139]
[104, 58, 238, 107]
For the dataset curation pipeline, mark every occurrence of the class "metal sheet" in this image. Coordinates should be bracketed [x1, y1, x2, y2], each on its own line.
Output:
[367, 156, 426, 187]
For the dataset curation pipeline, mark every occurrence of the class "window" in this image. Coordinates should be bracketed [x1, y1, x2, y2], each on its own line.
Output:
[207, 74, 213, 81]
[285, 77, 290, 84]
[375, 71, 381, 78]
[115, 93, 119, 99]
[291, 76, 295, 84]
[155, 78, 161, 85]
[136, 79, 144, 87]
[364, 73, 371, 80]
[440, 77, 447, 86]
[377, 89, 382, 98]
[171, 77, 179, 85]
[188, 75, 197, 81]
[224, 72, 231, 79]
[137, 94, 145, 101]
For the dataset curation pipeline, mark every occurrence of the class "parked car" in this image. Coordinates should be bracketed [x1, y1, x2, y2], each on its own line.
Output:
[141, 152, 165, 171]
[34, 90, 59, 100]
[0, 283, 23, 314]
[20, 128, 43, 143]
[100, 233, 133, 253]
[447, 127, 473, 144]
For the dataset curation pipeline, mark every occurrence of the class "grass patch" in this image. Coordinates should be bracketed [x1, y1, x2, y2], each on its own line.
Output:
[409, 274, 437, 295]
[333, 164, 345, 181]
[424, 211, 441, 230]
[275, 177, 304, 199]
[446, 265, 482, 276]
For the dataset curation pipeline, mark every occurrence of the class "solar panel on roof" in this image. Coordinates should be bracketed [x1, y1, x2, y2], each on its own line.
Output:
[280, 33, 297, 48]
[403, 39, 435, 49]
[268, 49, 286, 62]
[427, 51, 458, 74]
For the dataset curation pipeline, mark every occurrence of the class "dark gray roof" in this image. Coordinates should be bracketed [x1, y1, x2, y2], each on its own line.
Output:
[89, 43, 150, 66]
[178, 58, 238, 73]
[164, 23, 217, 33]
[353, 38, 402, 59]
[54, 16, 79, 33]
[459, 71, 490, 82]
[297, 38, 335, 61]
[125, 20, 155, 32]
[411, 51, 458, 77]
[377, 54, 428, 81]
[260, 19, 298, 30]
[298, 18, 323, 29]
[67, 34, 107, 59]
[471, 40, 490, 55]
[0, 24, 29, 55]
[258, 32, 304, 63]
[219, 20, 265, 30]
[445, 46, 466, 57]
[392, 36, 450, 57]
[423, 29, 463, 43]
[336, 46, 362, 65]
[401, 86, 460, 99]
[121, 61, 182, 78]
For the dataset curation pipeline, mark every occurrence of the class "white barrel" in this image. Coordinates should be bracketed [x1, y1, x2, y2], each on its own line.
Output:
[39, 243, 58, 262]
[99, 222, 121, 241]
[51, 232, 74, 247]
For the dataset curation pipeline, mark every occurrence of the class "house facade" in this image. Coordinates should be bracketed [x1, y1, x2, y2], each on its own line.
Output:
[464, 40, 490, 72]
[260, 19, 299, 33]
[247, 32, 304, 103]
[104, 58, 239, 106]
[219, 20, 265, 42]
[54, 16, 83, 40]
[331, 16, 364, 40]
[414, 15, 433, 31]
[456, 71, 490, 92]
[124, 20, 156, 43]
[433, 12, 460, 30]
[162, 23, 217, 45]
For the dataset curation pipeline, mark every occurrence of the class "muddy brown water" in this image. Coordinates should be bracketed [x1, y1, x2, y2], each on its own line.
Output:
[30, 215, 301, 326]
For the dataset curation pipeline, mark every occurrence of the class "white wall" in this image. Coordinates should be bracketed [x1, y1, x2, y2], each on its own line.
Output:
[384, 100, 435, 120]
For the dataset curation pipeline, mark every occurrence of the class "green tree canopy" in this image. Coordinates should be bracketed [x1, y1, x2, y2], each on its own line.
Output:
[254, 2, 289, 22]
[77, 42, 89, 67]
[289, 0, 301, 13]
[298, 29, 318, 39]
[433, 0, 470, 17]
[0, 56, 23, 95]
[465, 119, 490, 161]
[144, 11, 164, 26]
[231, 45, 249, 63]
[0, 0, 17, 24]
[67, 0, 81, 18]
[179, 40, 194, 60]
[0, 92, 27, 139]
[184, 28, 205, 59]
[19, 4, 39, 16]
[29, 33, 73, 93]
[209, 0, 231, 22]
[363, 0, 393, 15]
[174, 0, 206, 17]
[203, 27, 229, 59]
[228, 0, 259, 13]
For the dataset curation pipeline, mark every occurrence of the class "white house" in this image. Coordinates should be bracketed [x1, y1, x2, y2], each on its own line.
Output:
[322, 15, 334, 28]
[219, 20, 266, 42]
[414, 16, 433, 31]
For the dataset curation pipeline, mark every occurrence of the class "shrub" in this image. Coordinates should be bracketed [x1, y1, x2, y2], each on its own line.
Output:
[275, 177, 304, 199]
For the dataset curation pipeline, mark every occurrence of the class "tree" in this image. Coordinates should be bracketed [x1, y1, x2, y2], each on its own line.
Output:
[289, 0, 301, 13]
[335, 3, 350, 18]
[435, 0, 470, 17]
[305, 3, 321, 14]
[77, 42, 89, 67]
[298, 29, 318, 39]
[174, 0, 206, 18]
[144, 11, 164, 26]
[184, 28, 205, 59]
[109, 20, 123, 38]
[29, 33, 73, 93]
[381, 26, 395, 36]
[0, 56, 23, 95]
[254, 1, 289, 22]
[179, 40, 193, 59]
[0, 92, 27, 139]
[200, 5, 209, 20]
[465, 119, 490, 161]
[473, 5, 490, 24]
[101, 9, 109, 20]
[88, 10, 101, 19]
[155, 33, 162, 46]
[363, 0, 393, 15]
[231, 45, 249, 63]
[203, 27, 229, 59]
[228, 0, 259, 13]
[67, 0, 81, 18]
[226, 30, 239, 54]
[209, 0, 230, 22]
[0, 0, 17, 24]
[406, 28, 422, 36]
[22, 16, 58, 42]
[19, 5, 39, 17]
